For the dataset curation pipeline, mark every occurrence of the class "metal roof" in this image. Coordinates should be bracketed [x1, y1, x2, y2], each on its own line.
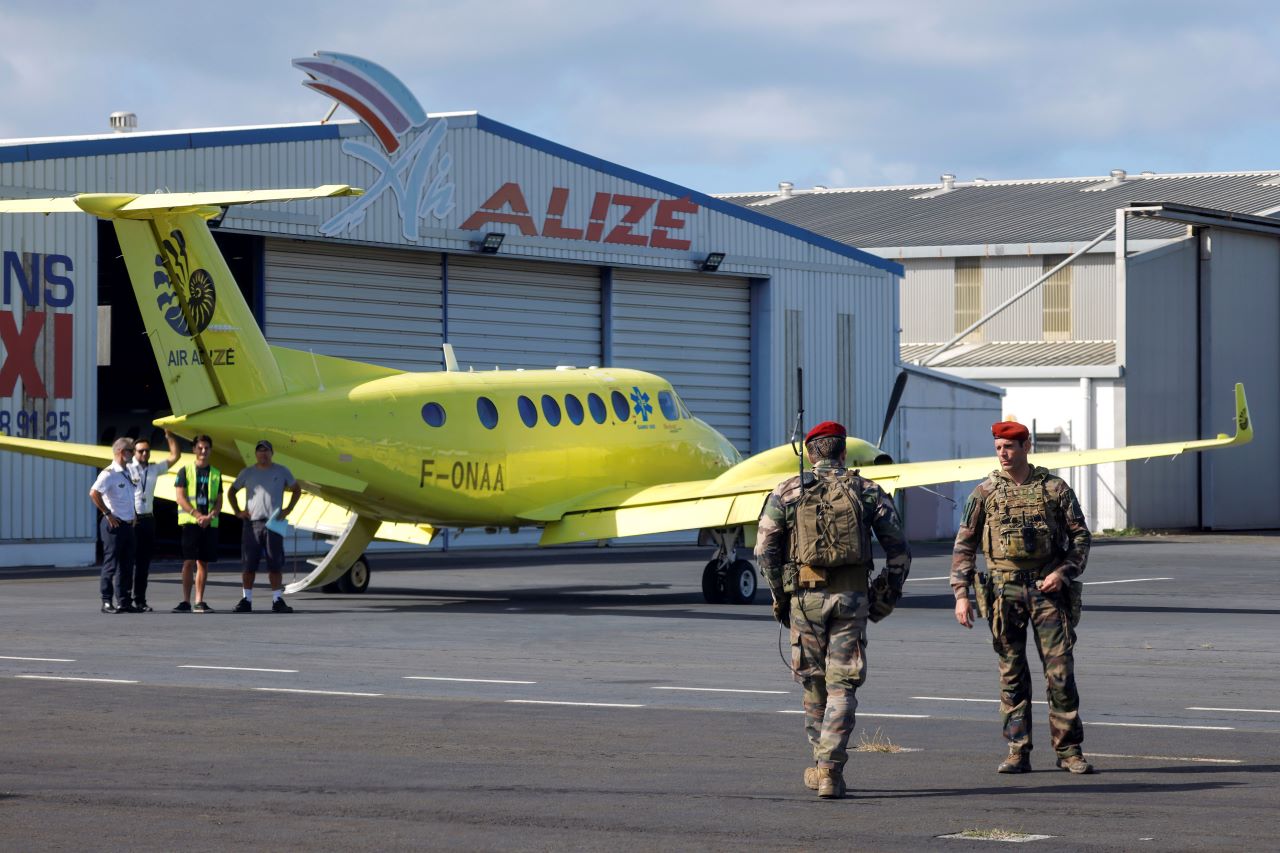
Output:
[902, 340, 1116, 369]
[720, 172, 1280, 248]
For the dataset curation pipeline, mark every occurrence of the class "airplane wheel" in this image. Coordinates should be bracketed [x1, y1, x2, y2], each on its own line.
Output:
[336, 555, 371, 594]
[724, 559, 757, 605]
[701, 559, 727, 604]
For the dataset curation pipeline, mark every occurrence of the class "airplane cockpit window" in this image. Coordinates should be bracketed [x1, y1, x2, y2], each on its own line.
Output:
[476, 396, 499, 430]
[610, 390, 630, 422]
[564, 393, 585, 425]
[421, 402, 446, 428]
[657, 390, 679, 421]
[676, 395, 692, 419]
[518, 395, 538, 428]
[587, 393, 607, 424]
[541, 394, 562, 426]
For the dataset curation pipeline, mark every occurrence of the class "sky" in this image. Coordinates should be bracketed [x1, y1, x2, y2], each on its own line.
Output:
[2, 1, 1279, 195]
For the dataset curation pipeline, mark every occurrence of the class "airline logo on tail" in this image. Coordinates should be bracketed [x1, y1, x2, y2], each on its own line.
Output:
[293, 52, 455, 241]
[154, 230, 217, 337]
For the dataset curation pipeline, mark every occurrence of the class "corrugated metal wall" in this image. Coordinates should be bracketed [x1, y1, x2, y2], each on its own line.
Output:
[1123, 237, 1199, 528]
[611, 270, 751, 450]
[0, 211, 97, 544]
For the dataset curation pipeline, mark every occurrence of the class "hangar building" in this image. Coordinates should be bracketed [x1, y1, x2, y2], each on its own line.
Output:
[723, 173, 1280, 532]
[0, 109, 914, 565]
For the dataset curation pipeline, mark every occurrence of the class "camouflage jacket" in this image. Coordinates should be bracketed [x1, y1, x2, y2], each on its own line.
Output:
[950, 466, 1091, 600]
[755, 460, 911, 597]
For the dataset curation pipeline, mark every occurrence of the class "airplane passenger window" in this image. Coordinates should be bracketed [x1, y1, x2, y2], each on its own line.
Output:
[518, 395, 538, 427]
[588, 393, 607, 424]
[476, 396, 499, 430]
[657, 390, 679, 421]
[421, 402, 446, 427]
[541, 394, 562, 426]
[611, 390, 630, 421]
[564, 394, 584, 425]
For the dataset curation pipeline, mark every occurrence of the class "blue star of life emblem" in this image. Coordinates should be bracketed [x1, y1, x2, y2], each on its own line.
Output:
[630, 387, 653, 422]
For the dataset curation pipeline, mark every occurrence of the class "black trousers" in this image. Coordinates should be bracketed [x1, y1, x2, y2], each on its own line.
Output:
[134, 514, 156, 604]
[100, 518, 136, 606]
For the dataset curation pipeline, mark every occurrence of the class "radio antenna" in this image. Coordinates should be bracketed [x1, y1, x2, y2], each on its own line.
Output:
[789, 367, 805, 477]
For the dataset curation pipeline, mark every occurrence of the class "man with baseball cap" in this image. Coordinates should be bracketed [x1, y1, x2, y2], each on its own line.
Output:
[951, 419, 1095, 775]
[228, 440, 301, 613]
[756, 420, 912, 798]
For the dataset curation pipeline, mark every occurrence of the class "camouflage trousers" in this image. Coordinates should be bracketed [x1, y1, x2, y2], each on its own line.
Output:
[790, 589, 869, 770]
[989, 581, 1083, 758]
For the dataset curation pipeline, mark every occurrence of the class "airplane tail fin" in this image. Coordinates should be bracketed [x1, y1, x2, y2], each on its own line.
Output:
[0, 186, 360, 415]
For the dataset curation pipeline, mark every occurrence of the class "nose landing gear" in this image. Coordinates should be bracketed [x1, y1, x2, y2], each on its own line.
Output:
[700, 527, 757, 605]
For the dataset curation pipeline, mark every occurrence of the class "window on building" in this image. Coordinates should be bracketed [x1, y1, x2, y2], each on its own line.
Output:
[518, 395, 538, 428]
[587, 393, 607, 424]
[421, 402, 446, 428]
[837, 312, 855, 428]
[954, 257, 982, 341]
[476, 397, 498, 430]
[564, 394, 584, 425]
[1042, 254, 1072, 341]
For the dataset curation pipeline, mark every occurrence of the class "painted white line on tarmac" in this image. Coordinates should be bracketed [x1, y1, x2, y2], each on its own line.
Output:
[778, 710, 931, 718]
[405, 676, 536, 684]
[507, 700, 644, 708]
[653, 686, 789, 695]
[253, 688, 382, 697]
[15, 675, 137, 684]
[912, 696, 1048, 706]
[0, 655, 75, 662]
[905, 576, 951, 582]
[1187, 706, 1280, 714]
[1083, 577, 1173, 586]
[1089, 752, 1242, 764]
[1092, 722, 1234, 731]
[179, 665, 299, 673]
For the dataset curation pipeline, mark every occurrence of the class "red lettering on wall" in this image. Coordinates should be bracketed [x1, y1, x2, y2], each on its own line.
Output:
[604, 195, 657, 246]
[541, 187, 584, 240]
[0, 311, 47, 397]
[584, 192, 613, 243]
[649, 197, 698, 250]
[459, 182, 539, 236]
[54, 313, 73, 398]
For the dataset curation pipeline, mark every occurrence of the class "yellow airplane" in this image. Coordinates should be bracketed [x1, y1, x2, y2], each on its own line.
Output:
[0, 187, 1255, 603]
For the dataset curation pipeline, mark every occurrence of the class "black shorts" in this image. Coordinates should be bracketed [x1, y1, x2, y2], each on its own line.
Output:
[180, 524, 220, 563]
[242, 520, 285, 573]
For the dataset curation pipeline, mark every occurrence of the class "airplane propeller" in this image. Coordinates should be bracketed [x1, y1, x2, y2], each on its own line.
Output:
[876, 369, 909, 451]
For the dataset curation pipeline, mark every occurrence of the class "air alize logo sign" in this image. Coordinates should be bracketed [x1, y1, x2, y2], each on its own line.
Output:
[294, 52, 455, 241]
[154, 230, 216, 337]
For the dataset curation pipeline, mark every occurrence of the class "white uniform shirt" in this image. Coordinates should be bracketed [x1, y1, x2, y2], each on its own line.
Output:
[91, 463, 138, 522]
[126, 459, 170, 515]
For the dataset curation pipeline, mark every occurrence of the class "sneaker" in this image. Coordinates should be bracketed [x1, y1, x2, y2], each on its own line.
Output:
[136, 602, 153, 613]
[116, 602, 137, 613]
[192, 601, 214, 613]
[271, 597, 293, 614]
[172, 601, 192, 613]
[233, 598, 253, 613]
[998, 752, 1032, 774]
[1056, 754, 1095, 775]
[101, 601, 117, 614]
[816, 768, 846, 799]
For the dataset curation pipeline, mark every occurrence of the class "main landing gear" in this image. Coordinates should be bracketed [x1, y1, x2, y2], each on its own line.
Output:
[700, 527, 757, 605]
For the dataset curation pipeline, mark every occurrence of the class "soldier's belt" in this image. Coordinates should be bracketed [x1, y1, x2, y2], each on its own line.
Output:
[990, 566, 1054, 584]
[795, 563, 870, 592]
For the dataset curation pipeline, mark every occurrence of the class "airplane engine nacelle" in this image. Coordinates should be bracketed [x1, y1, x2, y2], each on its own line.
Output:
[706, 436, 892, 492]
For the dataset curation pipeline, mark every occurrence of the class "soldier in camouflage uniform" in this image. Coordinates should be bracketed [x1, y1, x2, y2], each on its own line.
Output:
[756, 420, 912, 799]
[952, 420, 1095, 775]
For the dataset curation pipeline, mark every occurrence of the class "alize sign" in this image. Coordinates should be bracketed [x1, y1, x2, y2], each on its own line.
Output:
[461, 184, 699, 250]
[296, 53, 701, 251]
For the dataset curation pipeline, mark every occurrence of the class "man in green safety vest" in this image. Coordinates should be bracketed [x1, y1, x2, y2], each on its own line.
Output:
[173, 435, 223, 613]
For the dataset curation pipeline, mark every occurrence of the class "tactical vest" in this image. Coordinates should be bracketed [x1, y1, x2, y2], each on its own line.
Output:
[177, 462, 222, 528]
[789, 471, 871, 591]
[982, 474, 1059, 570]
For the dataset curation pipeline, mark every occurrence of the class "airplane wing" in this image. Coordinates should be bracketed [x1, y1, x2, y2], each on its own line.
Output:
[0, 435, 433, 547]
[538, 383, 1253, 545]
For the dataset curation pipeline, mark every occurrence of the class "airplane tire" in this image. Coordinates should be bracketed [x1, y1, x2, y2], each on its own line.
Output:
[724, 559, 757, 605]
[701, 559, 727, 604]
[336, 555, 371, 594]
[320, 581, 341, 594]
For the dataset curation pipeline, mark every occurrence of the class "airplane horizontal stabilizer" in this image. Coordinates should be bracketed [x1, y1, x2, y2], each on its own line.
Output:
[0, 435, 114, 467]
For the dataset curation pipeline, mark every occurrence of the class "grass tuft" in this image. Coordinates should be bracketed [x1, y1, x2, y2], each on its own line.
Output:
[853, 727, 903, 753]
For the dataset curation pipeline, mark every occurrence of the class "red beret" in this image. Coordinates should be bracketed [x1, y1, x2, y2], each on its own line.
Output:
[992, 421, 1030, 442]
[805, 421, 847, 444]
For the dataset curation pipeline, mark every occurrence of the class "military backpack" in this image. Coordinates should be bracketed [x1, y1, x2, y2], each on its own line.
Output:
[790, 472, 870, 573]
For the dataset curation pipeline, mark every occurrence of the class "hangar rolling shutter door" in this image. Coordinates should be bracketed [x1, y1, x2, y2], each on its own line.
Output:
[263, 240, 443, 370]
[447, 257, 601, 370]
[612, 271, 751, 451]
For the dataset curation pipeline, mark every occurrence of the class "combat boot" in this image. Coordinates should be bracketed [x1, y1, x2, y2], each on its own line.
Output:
[803, 766, 820, 790]
[1056, 754, 1094, 775]
[816, 767, 846, 799]
[997, 751, 1031, 774]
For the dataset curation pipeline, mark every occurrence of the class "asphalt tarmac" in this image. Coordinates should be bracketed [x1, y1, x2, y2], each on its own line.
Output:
[1, 534, 1277, 851]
